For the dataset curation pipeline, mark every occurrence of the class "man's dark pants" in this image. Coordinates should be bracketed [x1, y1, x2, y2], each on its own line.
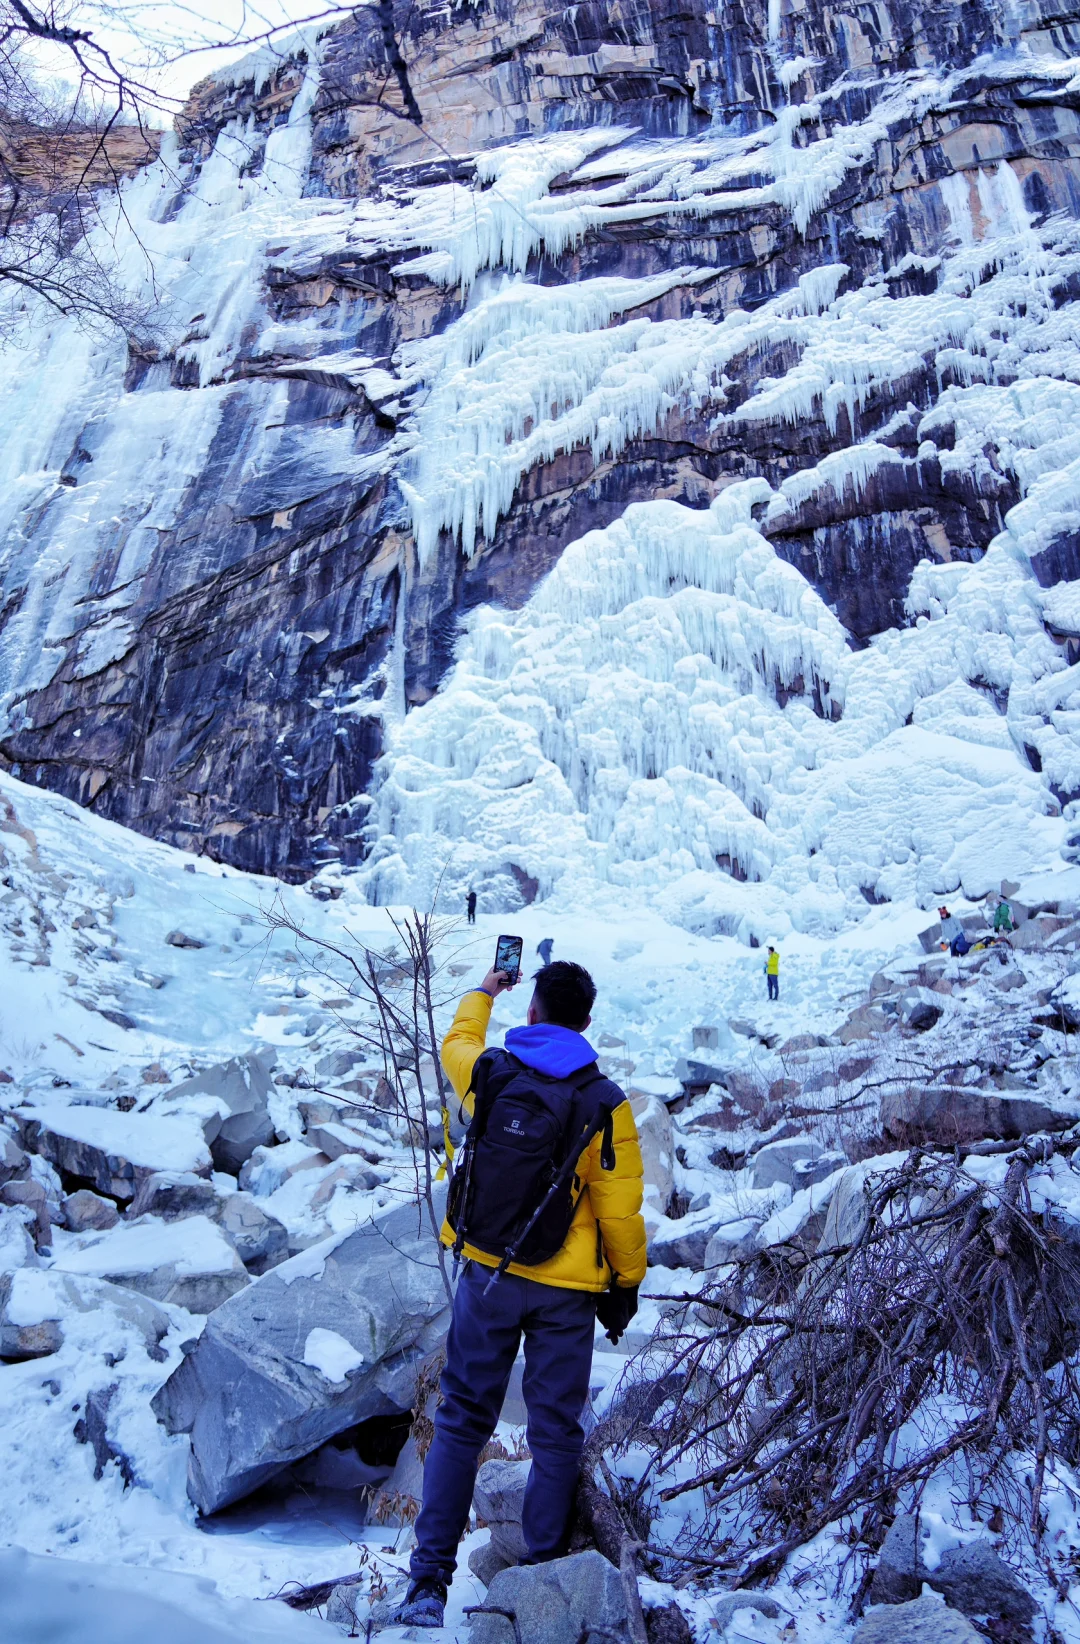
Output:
[767, 974, 779, 1000]
[409, 1260, 596, 1587]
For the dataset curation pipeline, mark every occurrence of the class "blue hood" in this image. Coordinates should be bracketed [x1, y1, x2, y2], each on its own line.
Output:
[504, 1023, 597, 1079]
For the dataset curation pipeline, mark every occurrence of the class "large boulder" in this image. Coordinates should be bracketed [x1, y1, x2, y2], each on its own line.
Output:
[468, 1551, 635, 1644]
[164, 1051, 276, 1173]
[152, 1192, 452, 1513]
[881, 1085, 1080, 1146]
[14, 1104, 211, 1201]
[926, 1541, 1035, 1624]
[53, 1215, 250, 1313]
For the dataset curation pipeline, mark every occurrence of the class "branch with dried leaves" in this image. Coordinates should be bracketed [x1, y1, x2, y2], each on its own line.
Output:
[601, 1142, 1080, 1590]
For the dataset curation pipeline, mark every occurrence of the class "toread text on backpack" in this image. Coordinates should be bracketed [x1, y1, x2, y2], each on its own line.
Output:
[447, 1047, 618, 1293]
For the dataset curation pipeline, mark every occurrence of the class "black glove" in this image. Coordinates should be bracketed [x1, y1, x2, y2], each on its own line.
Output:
[596, 1283, 638, 1346]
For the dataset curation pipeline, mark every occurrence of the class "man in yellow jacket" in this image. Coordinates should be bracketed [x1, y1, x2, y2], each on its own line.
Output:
[398, 959, 647, 1627]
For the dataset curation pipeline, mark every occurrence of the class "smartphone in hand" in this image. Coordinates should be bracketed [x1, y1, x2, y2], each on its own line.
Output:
[494, 934, 524, 985]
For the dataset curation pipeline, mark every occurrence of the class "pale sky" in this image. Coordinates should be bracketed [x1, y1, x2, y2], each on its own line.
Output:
[41, 1, 352, 115]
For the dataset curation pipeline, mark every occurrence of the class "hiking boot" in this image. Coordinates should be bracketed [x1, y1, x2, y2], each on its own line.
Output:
[395, 1578, 448, 1628]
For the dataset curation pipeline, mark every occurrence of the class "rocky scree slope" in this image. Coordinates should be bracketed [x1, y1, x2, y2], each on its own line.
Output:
[0, 0, 1078, 884]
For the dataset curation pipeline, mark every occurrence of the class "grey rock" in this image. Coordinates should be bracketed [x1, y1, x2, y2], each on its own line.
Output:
[53, 1214, 250, 1313]
[0, 1203, 38, 1270]
[469, 1538, 514, 1587]
[926, 1540, 1036, 1624]
[854, 1596, 982, 1644]
[167, 1051, 277, 1173]
[692, 1026, 719, 1050]
[881, 1084, 1080, 1146]
[151, 1191, 451, 1514]
[917, 922, 944, 954]
[703, 1218, 765, 1267]
[0, 1129, 28, 1187]
[899, 991, 944, 1032]
[62, 1188, 119, 1232]
[0, 1178, 51, 1246]
[839, 1004, 892, 1044]
[17, 1105, 212, 1201]
[215, 1193, 288, 1274]
[99, 1008, 138, 1031]
[791, 1151, 846, 1190]
[750, 1136, 822, 1189]
[306, 1121, 370, 1162]
[73, 1383, 134, 1485]
[869, 1513, 919, 1605]
[710, 1593, 782, 1629]
[128, 1170, 219, 1220]
[469, 1551, 633, 1644]
[315, 1046, 365, 1080]
[127, 1173, 287, 1271]
[0, 1271, 62, 1360]
[645, 1601, 694, 1644]
[474, 1457, 530, 1526]
[165, 930, 207, 949]
[650, 1213, 732, 1269]
[629, 1094, 675, 1211]
[0, 1278, 62, 1359]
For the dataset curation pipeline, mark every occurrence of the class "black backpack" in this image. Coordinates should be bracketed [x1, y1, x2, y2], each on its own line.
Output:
[447, 1048, 618, 1287]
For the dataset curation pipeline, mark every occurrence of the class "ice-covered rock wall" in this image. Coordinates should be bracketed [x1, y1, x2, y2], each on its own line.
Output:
[0, 0, 1078, 904]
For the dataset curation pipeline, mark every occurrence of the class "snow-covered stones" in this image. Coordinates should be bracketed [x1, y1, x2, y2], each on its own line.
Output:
[838, 1004, 892, 1044]
[750, 1136, 823, 1189]
[305, 1121, 373, 1162]
[880, 1084, 1080, 1146]
[13, 1104, 212, 1201]
[898, 990, 945, 1032]
[239, 1139, 328, 1195]
[53, 1215, 250, 1312]
[703, 1217, 766, 1267]
[852, 1595, 982, 1644]
[867, 1517, 1034, 1626]
[0, 1270, 62, 1359]
[152, 1192, 452, 1513]
[164, 1051, 276, 1173]
[127, 1172, 288, 1274]
[468, 1550, 634, 1644]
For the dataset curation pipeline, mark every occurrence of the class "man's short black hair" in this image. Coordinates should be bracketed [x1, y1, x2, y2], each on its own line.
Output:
[531, 960, 597, 1029]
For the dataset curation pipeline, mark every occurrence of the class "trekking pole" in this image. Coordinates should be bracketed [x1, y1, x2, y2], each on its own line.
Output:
[481, 1113, 605, 1299]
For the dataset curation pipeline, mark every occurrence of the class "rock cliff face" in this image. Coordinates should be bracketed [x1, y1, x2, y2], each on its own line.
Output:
[0, 0, 1078, 881]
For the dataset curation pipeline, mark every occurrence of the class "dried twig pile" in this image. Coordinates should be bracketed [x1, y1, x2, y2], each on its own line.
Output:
[610, 1142, 1080, 1585]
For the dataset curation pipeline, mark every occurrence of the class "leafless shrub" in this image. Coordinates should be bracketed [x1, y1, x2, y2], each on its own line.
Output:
[602, 1141, 1080, 1592]
[263, 895, 463, 1303]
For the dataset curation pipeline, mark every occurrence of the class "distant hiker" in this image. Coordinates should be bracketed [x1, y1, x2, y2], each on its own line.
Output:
[466, 889, 477, 925]
[994, 897, 1014, 933]
[765, 945, 779, 1001]
[537, 936, 554, 966]
[938, 906, 962, 949]
[396, 960, 646, 1628]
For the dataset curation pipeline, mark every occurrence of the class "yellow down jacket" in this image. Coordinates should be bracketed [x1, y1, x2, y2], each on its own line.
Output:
[439, 990, 647, 1293]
